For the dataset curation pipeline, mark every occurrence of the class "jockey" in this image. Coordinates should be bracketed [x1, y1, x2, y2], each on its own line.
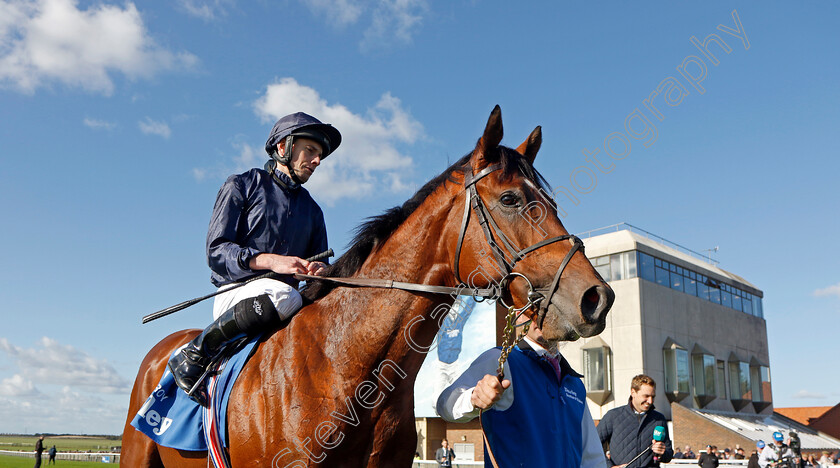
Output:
[167, 112, 341, 405]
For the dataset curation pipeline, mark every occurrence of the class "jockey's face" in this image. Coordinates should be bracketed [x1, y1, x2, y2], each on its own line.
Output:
[277, 137, 324, 183]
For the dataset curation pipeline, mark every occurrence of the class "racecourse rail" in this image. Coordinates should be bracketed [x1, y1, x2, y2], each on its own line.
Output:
[0, 449, 120, 463]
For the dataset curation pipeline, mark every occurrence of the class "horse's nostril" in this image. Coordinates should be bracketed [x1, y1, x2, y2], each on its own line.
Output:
[583, 288, 600, 305]
[580, 286, 607, 324]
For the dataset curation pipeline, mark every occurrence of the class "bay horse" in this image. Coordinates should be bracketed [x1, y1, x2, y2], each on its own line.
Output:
[121, 106, 614, 467]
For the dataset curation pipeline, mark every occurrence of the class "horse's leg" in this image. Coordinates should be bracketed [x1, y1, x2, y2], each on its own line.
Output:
[121, 330, 200, 468]
[368, 405, 418, 468]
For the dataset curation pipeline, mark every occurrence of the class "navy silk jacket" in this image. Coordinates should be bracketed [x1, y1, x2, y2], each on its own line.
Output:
[206, 168, 328, 288]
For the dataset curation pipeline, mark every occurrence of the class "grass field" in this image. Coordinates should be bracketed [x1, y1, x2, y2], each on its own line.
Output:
[0, 454, 115, 467]
[0, 435, 120, 452]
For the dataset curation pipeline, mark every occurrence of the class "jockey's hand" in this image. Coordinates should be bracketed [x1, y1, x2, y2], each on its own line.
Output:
[307, 261, 327, 276]
[470, 374, 510, 410]
[250, 254, 311, 275]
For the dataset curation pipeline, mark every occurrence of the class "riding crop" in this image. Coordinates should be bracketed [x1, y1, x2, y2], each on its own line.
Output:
[141, 249, 334, 324]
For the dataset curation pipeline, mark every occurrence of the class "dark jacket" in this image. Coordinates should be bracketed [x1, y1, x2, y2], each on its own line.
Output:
[748, 453, 760, 468]
[207, 168, 328, 288]
[698, 452, 719, 468]
[435, 447, 455, 466]
[597, 398, 673, 467]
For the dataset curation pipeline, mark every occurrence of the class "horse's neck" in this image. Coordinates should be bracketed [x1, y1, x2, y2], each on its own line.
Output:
[318, 187, 461, 375]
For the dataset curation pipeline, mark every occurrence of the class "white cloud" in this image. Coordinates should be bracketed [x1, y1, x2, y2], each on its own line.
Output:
[792, 389, 827, 399]
[299, 0, 428, 50]
[814, 282, 840, 298]
[192, 138, 260, 182]
[176, 0, 233, 21]
[83, 117, 115, 130]
[0, 0, 198, 95]
[361, 0, 428, 51]
[0, 374, 41, 397]
[138, 117, 171, 138]
[244, 77, 422, 205]
[0, 337, 130, 394]
[299, 0, 363, 27]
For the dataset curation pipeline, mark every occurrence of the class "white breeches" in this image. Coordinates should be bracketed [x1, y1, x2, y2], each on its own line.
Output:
[212, 278, 302, 321]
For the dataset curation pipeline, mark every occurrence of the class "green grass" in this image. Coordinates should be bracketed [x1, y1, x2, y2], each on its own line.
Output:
[0, 436, 120, 453]
[0, 454, 116, 467]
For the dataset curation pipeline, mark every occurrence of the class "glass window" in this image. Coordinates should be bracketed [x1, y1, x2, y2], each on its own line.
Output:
[594, 263, 610, 282]
[670, 272, 683, 292]
[729, 361, 744, 400]
[721, 290, 732, 308]
[583, 347, 610, 392]
[760, 366, 771, 402]
[610, 254, 622, 281]
[750, 365, 761, 402]
[697, 279, 710, 301]
[752, 297, 763, 318]
[692, 353, 716, 397]
[742, 298, 751, 314]
[732, 294, 742, 313]
[669, 263, 677, 273]
[684, 275, 697, 296]
[639, 252, 655, 282]
[623, 251, 637, 279]
[716, 360, 727, 399]
[729, 361, 751, 401]
[595, 256, 608, 266]
[709, 286, 721, 304]
[664, 347, 690, 394]
[655, 266, 669, 287]
[655, 258, 662, 267]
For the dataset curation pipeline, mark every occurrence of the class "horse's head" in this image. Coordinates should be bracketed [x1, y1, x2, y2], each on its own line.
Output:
[452, 106, 614, 342]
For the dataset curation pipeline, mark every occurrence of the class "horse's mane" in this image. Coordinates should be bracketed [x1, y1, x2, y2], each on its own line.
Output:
[301, 145, 550, 302]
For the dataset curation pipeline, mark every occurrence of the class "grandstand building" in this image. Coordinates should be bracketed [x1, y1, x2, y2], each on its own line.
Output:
[414, 223, 840, 460]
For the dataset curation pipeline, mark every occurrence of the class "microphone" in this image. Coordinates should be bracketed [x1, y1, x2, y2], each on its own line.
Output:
[652, 425, 665, 463]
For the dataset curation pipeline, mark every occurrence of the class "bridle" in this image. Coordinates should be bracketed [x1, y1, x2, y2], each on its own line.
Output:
[453, 162, 584, 328]
[296, 159, 584, 329]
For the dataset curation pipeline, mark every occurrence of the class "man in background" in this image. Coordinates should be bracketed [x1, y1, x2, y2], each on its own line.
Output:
[435, 439, 455, 467]
[598, 374, 673, 467]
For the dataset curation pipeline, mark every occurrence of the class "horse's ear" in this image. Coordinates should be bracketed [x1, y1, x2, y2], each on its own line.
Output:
[474, 105, 504, 166]
[515, 126, 542, 165]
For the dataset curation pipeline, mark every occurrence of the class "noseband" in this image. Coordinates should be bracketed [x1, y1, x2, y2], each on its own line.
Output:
[452, 163, 584, 329]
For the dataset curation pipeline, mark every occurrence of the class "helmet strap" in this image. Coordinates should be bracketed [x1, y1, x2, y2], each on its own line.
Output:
[271, 135, 304, 185]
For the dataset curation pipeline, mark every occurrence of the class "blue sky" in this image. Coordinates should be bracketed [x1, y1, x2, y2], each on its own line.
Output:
[0, 1, 838, 435]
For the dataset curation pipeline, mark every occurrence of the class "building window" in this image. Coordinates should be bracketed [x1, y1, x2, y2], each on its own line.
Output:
[728, 354, 751, 411]
[639, 252, 655, 282]
[663, 339, 690, 403]
[691, 344, 716, 408]
[453, 443, 474, 461]
[582, 336, 612, 405]
[749, 358, 772, 412]
[592, 251, 637, 282]
[716, 360, 727, 400]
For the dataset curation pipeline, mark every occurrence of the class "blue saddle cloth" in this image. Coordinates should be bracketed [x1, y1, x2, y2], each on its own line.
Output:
[129, 335, 261, 451]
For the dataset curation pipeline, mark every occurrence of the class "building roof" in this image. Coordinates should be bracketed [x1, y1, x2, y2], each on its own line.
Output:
[580, 224, 762, 295]
[775, 407, 834, 426]
[687, 407, 840, 450]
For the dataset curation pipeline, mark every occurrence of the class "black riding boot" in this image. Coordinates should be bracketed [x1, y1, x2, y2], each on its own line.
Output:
[167, 294, 279, 405]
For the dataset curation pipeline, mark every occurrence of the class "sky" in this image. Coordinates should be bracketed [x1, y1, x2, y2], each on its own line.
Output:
[0, 0, 838, 435]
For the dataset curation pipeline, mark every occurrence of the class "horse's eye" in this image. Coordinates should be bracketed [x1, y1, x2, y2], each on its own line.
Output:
[500, 193, 518, 206]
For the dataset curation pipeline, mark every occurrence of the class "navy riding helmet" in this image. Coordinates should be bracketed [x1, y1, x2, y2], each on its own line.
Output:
[265, 112, 342, 159]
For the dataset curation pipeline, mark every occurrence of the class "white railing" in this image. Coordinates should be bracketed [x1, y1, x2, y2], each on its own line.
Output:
[0, 449, 120, 463]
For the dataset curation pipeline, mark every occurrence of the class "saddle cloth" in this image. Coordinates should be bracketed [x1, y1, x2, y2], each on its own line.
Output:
[129, 335, 261, 451]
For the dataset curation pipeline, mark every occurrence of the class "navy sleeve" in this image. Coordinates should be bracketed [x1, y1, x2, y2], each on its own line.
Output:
[308, 206, 329, 262]
[597, 410, 614, 465]
[206, 175, 260, 283]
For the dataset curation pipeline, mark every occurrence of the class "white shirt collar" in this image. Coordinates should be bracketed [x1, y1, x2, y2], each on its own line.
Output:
[522, 336, 560, 360]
